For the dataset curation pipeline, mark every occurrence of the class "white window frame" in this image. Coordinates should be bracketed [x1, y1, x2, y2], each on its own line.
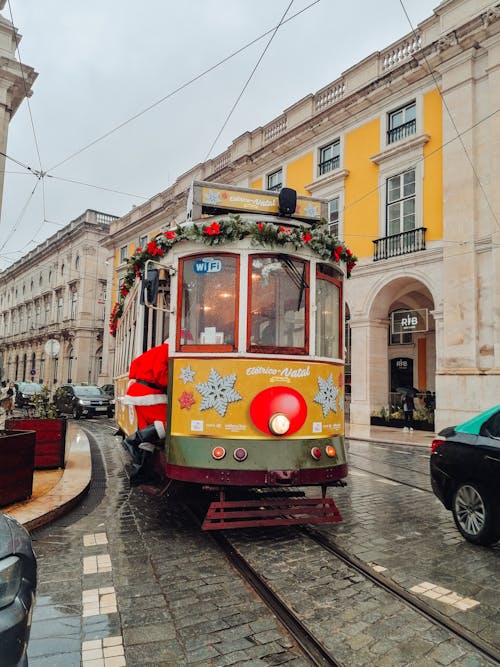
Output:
[318, 139, 340, 176]
[386, 168, 416, 236]
[119, 245, 128, 264]
[138, 234, 148, 249]
[266, 168, 283, 192]
[327, 195, 343, 240]
[387, 100, 417, 145]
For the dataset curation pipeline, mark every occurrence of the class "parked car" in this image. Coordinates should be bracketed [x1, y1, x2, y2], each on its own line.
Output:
[0, 512, 37, 667]
[55, 384, 114, 419]
[14, 382, 43, 409]
[430, 405, 500, 545]
[99, 384, 114, 399]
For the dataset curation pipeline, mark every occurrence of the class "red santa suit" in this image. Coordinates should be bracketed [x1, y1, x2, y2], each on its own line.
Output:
[122, 345, 169, 480]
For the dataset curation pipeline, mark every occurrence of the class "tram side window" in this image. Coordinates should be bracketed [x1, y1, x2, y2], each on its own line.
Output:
[249, 255, 308, 353]
[179, 254, 238, 350]
[316, 265, 342, 359]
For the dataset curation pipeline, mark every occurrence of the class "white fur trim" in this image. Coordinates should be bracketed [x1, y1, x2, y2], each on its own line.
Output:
[154, 421, 166, 439]
[122, 394, 167, 407]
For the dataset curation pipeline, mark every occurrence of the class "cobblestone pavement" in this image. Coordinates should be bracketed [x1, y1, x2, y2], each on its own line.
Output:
[27, 423, 499, 666]
[28, 422, 308, 667]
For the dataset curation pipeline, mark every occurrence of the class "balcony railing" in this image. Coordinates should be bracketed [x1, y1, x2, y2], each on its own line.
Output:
[373, 227, 426, 261]
[387, 119, 416, 144]
[319, 155, 340, 175]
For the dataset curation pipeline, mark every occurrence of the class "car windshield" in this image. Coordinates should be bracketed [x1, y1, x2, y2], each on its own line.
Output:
[73, 386, 104, 398]
[19, 383, 42, 394]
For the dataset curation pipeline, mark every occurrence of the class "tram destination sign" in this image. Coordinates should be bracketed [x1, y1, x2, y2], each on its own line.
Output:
[391, 308, 429, 334]
[187, 180, 327, 224]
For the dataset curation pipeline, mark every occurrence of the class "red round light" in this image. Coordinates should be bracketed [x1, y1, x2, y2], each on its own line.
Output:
[212, 446, 226, 460]
[311, 447, 322, 460]
[250, 386, 307, 436]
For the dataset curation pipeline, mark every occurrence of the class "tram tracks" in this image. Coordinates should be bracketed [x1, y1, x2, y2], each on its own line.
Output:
[186, 498, 500, 667]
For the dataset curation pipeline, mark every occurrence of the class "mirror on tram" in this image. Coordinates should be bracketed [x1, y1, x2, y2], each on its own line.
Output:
[141, 268, 159, 306]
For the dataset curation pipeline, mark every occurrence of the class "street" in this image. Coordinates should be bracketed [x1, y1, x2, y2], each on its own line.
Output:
[27, 421, 500, 667]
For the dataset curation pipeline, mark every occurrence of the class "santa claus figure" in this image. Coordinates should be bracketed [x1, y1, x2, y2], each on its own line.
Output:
[122, 342, 169, 485]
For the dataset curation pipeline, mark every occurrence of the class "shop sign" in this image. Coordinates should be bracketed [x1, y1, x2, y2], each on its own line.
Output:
[391, 309, 428, 334]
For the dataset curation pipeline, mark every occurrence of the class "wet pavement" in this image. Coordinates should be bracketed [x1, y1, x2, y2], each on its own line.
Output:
[2, 418, 499, 666]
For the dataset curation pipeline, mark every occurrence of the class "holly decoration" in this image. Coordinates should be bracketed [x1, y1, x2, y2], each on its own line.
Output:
[109, 214, 357, 336]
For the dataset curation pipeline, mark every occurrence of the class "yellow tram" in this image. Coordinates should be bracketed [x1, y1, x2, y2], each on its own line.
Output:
[111, 181, 356, 529]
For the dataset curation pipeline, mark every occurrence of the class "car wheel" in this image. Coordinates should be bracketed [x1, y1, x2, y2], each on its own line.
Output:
[72, 406, 81, 420]
[452, 482, 499, 546]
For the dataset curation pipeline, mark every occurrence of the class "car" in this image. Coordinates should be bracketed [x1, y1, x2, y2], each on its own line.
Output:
[99, 384, 114, 399]
[430, 405, 500, 546]
[14, 382, 43, 409]
[54, 384, 114, 419]
[0, 512, 37, 667]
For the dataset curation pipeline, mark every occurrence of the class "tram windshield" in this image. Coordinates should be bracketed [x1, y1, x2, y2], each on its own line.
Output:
[179, 254, 238, 350]
[249, 255, 308, 353]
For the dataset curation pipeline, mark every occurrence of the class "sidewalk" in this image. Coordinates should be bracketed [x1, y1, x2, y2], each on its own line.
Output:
[1, 419, 91, 531]
[0, 420, 434, 531]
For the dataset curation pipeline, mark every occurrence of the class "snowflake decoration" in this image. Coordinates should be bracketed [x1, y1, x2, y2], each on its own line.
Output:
[305, 203, 319, 218]
[196, 368, 242, 417]
[205, 190, 221, 205]
[179, 365, 196, 384]
[313, 374, 339, 417]
[178, 391, 195, 410]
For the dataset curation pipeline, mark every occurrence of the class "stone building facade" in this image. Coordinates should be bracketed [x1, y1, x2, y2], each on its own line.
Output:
[104, 0, 500, 433]
[0, 210, 117, 388]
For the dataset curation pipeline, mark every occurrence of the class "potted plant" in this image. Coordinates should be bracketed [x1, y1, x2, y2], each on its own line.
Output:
[6, 385, 67, 469]
[0, 428, 36, 506]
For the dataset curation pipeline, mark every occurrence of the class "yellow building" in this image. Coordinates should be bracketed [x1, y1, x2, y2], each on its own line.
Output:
[103, 0, 500, 432]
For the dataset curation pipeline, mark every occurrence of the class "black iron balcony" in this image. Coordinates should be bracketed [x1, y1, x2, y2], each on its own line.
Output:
[387, 118, 416, 144]
[373, 227, 427, 261]
[319, 155, 340, 175]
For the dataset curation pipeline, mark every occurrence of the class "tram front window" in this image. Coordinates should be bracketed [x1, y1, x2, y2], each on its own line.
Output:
[179, 254, 238, 350]
[249, 255, 308, 353]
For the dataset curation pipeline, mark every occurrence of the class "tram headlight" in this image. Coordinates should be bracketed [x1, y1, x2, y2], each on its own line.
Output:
[268, 413, 290, 436]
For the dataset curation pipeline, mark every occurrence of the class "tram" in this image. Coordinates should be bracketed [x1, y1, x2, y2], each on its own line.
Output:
[111, 181, 356, 529]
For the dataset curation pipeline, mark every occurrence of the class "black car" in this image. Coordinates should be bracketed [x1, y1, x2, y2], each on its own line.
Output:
[14, 382, 43, 409]
[430, 405, 500, 546]
[99, 384, 114, 398]
[55, 384, 114, 419]
[0, 512, 37, 667]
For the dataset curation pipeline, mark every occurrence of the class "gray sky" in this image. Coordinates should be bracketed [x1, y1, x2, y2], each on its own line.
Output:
[0, 0, 438, 270]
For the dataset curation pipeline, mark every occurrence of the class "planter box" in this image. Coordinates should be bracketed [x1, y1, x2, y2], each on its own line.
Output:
[6, 418, 67, 469]
[370, 417, 434, 431]
[0, 430, 36, 506]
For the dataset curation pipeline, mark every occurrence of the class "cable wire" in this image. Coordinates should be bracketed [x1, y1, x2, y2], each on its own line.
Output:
[46, 1, 319, 174]
[399, 0, 499, 231]
[204, 1, 295, 162]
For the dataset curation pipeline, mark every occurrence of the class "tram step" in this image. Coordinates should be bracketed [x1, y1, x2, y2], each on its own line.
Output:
[202, 496, 342, 530]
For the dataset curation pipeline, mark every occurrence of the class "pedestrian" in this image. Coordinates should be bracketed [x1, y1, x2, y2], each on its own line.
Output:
[402, 392, 415, 432]
[2, 381, 16, 416]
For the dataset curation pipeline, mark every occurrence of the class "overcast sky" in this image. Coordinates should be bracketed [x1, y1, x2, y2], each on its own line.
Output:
[0, 0, 439, 270]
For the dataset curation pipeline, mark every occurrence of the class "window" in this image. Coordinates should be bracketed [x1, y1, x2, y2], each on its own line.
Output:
[315, 264, 342, 359]
[56, 293, 64, 322]
[387, 101, 416, 144]
[70, 291, 78, 319]
[319, 140, 340, 175]
[39, 356, 45, 380]
[120, 245, 128, 263]
[249, 255, 308, 353]
[266, 169, 282, 192]
[386, 169, 416, 236]
[75, 256, 80, 270]
[328, 197, 340, 239]
[179, 254, 238, 350]
[138, 235, 148, 249]
[44, 298, 51, 324]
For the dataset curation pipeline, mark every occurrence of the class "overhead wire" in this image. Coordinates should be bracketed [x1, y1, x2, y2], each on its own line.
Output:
[204, 0, 295, 162]
[46, 1, 319, 174]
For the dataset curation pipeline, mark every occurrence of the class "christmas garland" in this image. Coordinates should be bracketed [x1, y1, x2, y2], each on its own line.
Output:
[110, 214, 357, 336]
